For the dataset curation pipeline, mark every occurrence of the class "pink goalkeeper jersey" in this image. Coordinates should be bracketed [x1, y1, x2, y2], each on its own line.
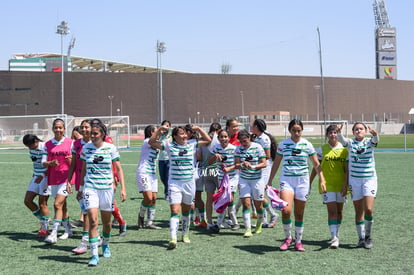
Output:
[71, 138, 88, 190]
[44, 137, 74, 186]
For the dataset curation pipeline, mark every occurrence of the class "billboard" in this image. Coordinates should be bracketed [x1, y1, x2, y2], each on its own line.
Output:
[378, 66, 397, 80]
[377, 37, 396, 51]
[378, 52, 397, 66]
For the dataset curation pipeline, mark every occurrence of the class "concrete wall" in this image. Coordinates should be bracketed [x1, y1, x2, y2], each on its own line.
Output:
[0, 71, 413, 125]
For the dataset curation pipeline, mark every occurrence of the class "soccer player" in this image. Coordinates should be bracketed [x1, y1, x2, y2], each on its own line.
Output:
[251, 119, 279, 228]
[226, 119, 240, 146]
[78, 121, 127, 266]
[268, 119, 325, 252]
[22, 134, 51, 238]
[310, 125, 348, 249]
[195, 122, 221, 231]
[208, 129, 240, 230]
[67, 119, 92, 253]
[136, 125, 162, 230]
[337, 122, 379, 249]
[234, 129, 267, 238]
[90, 118, 127, 236]
[149, 125, 211, 249]
[158, 120, 172, 200]
[42, 118, 74, 244]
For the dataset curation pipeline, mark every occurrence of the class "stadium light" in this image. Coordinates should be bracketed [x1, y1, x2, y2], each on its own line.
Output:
[156, 40, 166, 123]
[56, 21, 70, 115]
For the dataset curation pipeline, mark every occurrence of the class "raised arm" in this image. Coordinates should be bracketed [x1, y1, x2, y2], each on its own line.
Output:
[149, 125, 168, 150]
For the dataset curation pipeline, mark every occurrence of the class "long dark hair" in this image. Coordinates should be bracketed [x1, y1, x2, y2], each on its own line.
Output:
[253, 119, 277, 160]
[144, 125, 156, 139]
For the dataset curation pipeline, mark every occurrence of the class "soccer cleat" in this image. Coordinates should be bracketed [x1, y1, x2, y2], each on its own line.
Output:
[72, 242, 88, 254]
[209, 224, 220, 233]
[146, 224, 162, 230]
[168, 239, 177, 249]
[231, 224, 240, 231]
[182, 234, 191, 243]
[37, 230, 49, 238]
[102, 244, 111, 258]
[364, 236, 373, 249]
[119, 223, 127, 237]
[243, 229, 253, 238]
[329, 237, 339, 249]
[251, 213, 258, 219]
[59, 231, 73, 240]
[295, 242, 305, 252]
[266, 214, 279, 228]
[88, 255, 99, 267]
[70, 220, 83, 228]
[44, 232, 57, 244]
[254, 222, 263, 234]
[356, 238, 365, 248]
[137, 216, 144, 229]
[193, 217, 200, 226]
[279, 238, 293, 251]
[199, 220, 208, 227]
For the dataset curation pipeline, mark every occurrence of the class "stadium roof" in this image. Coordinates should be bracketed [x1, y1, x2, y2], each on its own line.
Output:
[11, 53, 182, 74]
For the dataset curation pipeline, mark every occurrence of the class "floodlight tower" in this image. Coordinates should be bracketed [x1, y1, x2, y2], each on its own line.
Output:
[373, 0, 397, 79]
[56, 21, 70, 115]
[156, 40, 166, 123]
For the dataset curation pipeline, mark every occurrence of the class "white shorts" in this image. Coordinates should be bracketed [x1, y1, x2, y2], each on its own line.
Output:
[27, 176, 51, 196]
[51, 183, 69, 198]
[280, 175, 310, 202]
[168, 179, 195, 206]
[349, 177, 377, 201]
[83, 188, 114, 212]
[228, 177, 238, 193]
[137, 173, 158, 193]
[322, 192, 347, 204]
[238, 177, 265, 201]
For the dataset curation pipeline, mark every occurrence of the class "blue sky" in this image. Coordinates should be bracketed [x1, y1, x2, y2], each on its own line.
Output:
[1, 0, 412, 80]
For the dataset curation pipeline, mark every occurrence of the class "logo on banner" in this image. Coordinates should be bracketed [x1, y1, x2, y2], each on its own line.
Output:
[384, 67, 394, 79]
[381, 40, 395, 50]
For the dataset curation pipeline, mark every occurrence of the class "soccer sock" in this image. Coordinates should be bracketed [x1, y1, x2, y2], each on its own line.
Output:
[356, 220, 365, 240]
[242, 208, 251, 229]
[52, 219, 61, 234]
[251, 200, 257, 216]
[62, 217, 71, 233]
[139, 202, 148, 218]
[181, 212, 190, 236]
[189, 208, 195, 223]
[40, 216, 50, 231]
[364, 215, 374, 237]
[81, 231, 89, 243]
[235, 199, 242, 213]
[228, 203, 238, 225]
[264, 201, 277, 217]
[89, 236, 99, 257]
[295, 221, 304, 243]
[102, 232, 110, 246]
[112, 205, 125, 225]
[169, 214, 179, 240]
[147, 206, 156, 226]
[282, 219, 292, 239]
[32, 208, 41, 221]
[262, 208, 268, 223]
[198, 208, 206, 222]
[256, 208, 264, 226]
[328, 220, 339, 239]
[217, 212, 226, 227]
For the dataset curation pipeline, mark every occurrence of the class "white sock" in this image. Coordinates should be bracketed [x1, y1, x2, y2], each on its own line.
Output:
[242, 209, 251, 229]
[169, 215, 179, 240]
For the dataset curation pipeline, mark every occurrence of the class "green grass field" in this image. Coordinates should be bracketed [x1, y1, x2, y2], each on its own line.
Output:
[0, 150, 413, 274]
